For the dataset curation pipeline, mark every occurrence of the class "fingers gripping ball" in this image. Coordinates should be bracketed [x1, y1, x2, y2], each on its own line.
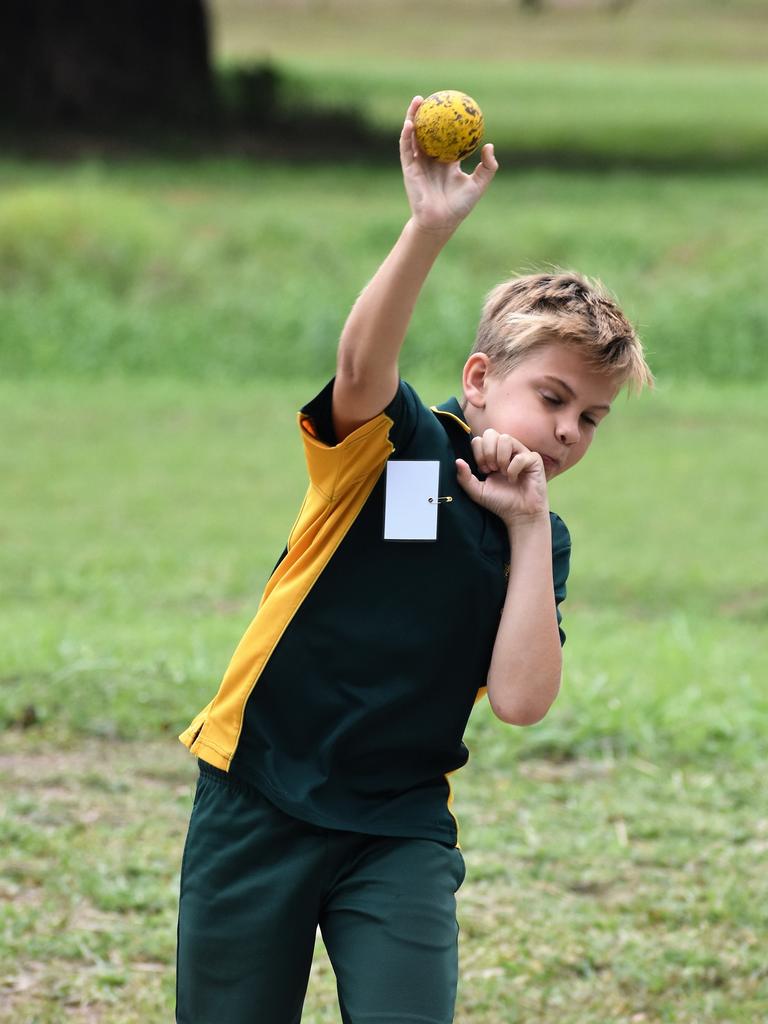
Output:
[413, 91, 485, 163]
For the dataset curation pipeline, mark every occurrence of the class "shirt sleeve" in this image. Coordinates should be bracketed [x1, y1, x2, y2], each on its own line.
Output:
[299, 376, 422, 451]
[550, 512, 571, 647]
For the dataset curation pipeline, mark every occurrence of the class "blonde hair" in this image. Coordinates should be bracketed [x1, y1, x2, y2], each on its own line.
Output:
[471, 270, 653, 392]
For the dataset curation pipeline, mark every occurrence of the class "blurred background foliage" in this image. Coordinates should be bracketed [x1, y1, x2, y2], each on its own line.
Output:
[1, 0, 767, 382]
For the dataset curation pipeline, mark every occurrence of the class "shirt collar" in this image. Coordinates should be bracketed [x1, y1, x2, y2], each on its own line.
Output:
[430, 397, 472, 435]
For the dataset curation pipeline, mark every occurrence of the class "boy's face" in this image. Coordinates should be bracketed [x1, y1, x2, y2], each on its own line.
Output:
[462, 344, 623, 480]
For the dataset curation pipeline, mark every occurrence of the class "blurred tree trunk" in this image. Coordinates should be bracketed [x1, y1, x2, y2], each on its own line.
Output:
[0, 0, 217, 131]
[520, 0, 544, 10]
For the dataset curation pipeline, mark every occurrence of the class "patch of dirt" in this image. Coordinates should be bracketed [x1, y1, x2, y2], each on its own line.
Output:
[0, 737, 194, 791]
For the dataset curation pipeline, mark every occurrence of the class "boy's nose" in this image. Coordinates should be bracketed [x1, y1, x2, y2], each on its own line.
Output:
[556, 420, 580, 445]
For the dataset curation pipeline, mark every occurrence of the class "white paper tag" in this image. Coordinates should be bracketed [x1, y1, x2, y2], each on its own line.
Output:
[383, 460, 441, 541]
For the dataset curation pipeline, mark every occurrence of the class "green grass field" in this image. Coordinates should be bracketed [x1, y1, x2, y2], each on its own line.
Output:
[2, 1, 768, 1019]
[211, 0, 768, 66]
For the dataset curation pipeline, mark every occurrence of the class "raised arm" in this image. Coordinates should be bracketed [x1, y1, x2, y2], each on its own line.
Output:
[332, 96, 498, 442]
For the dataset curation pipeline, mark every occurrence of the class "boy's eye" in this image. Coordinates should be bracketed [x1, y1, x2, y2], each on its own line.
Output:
[541, 391, 598, 426]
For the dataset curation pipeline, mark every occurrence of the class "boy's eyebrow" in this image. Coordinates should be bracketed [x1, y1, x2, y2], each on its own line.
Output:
[542, 375, 612, 412]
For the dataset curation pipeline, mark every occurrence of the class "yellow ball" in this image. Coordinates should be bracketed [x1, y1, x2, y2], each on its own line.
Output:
[413, 90, 485, 163]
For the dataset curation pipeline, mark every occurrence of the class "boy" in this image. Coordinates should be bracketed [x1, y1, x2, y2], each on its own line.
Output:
[175, 96, 653, 1023]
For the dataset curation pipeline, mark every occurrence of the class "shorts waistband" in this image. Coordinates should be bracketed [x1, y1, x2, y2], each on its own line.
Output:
[197, 758, 265, 800]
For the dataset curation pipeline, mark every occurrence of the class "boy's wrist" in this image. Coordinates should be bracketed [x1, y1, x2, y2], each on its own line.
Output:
[504, 510, 551, 538]
[405, 217, 456, 246]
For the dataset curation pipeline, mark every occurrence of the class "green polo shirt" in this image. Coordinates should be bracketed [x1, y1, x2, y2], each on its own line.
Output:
[182, 378, 570, 847]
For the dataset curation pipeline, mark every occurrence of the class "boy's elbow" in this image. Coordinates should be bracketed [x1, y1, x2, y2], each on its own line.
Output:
[490, 699, 549, 727]
[488, 679, 560, 727]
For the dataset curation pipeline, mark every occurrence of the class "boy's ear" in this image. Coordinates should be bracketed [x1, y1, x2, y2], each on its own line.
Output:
[462, 352, 491, 410]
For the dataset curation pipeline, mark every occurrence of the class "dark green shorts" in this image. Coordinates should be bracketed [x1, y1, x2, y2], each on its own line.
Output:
[176, 764, 466, 1024]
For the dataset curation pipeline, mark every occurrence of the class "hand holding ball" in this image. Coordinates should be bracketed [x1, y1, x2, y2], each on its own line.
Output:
[413, 91, 485, 163]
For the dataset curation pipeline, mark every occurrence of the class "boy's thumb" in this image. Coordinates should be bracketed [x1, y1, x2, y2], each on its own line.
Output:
[455, 459, 480, 500]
